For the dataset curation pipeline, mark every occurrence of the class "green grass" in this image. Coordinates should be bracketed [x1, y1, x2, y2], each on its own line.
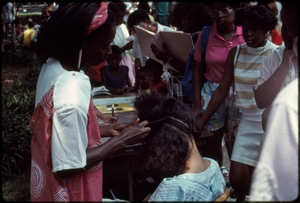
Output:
[2, 170, 31, 202]
[2, 42, 42, 202]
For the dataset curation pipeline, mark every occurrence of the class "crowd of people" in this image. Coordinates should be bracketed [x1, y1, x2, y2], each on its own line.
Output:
[3, 1, 297, 202]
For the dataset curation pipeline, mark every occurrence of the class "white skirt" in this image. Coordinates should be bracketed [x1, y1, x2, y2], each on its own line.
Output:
[231, 107, 265, 167]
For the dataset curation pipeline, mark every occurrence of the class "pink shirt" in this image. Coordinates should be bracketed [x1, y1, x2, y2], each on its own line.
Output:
[194, 24, 244, 83]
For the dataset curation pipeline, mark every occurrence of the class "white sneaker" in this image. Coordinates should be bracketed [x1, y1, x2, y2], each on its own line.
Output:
[221, 166, 229, 177]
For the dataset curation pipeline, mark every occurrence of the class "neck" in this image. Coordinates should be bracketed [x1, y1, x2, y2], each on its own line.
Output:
[184, 140, 210, 173]
[217, 23, 235, 36]
[60, 59, 80, 72]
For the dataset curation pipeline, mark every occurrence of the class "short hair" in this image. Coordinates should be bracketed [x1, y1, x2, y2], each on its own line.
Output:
[110, 44, 121, 55]
[234, 5, 278, 32]
[37, 2, 115, 62]
[28, 21, 34, 28]
[127, 9, 150, 29]
[134, 92, 201, 180]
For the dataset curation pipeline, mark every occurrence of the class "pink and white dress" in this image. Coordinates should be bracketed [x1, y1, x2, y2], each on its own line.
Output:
[30, 58, 103, 202]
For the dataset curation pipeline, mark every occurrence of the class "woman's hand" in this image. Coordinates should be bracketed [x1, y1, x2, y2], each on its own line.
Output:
[112, 88, 124, 94]
[123, 40, 133, 51]
[116, 119, 150, 146]
[215, 189, 230, 202]
[150, 42, 170, 63]
[112, 118, 140, 131]
[101, 114, 119, 124]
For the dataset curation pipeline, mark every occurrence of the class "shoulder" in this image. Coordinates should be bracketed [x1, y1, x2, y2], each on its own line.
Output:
[54, 71, 91, 113]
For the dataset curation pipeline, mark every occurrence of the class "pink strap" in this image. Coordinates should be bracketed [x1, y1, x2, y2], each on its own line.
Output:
[85, 2, 108, 36]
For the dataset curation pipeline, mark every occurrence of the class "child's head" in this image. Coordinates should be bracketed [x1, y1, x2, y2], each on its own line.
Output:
[235, 5, 278, 48]
[144, 58, 163, 86]
[127, 9, 151, 32]
[135, 66, 150, 90]
[134, 92, 201, 180]
[106, 45, 122, 69]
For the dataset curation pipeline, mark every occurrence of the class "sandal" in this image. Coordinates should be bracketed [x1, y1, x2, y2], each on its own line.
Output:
[220, 166, 229, 177]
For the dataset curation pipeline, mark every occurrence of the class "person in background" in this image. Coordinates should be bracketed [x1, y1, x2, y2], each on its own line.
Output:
[2, 2, 15, 43]
[23, 18, 36, 30]
[134, 92, 226, 201]
[192, 2, 245, 176]
[169, 2, 215, 44]
[151, 2, 170, 26]
[254, 22, 297, 130]
[257, 1, 283, 46]
[249, 3, 298, 200]
[87, 61, 106, 88]
[127, 9, 174, 72]
[134, 66, 150, 94]
[138, 2, 154, 23]
[31, 3, 150, 201]
[108, 1, 135, 86]
[101, 45, 134, 94]
[144, 58, 168, 96]
[199, 5, 279, 201]
[21, 19, 35, 52]
[42, 2, 54, 19]
[150, 2, 215, 106]
[14, 19, 23, 38]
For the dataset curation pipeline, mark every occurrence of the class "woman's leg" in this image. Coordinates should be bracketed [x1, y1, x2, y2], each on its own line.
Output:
[229, 161, 255, 201]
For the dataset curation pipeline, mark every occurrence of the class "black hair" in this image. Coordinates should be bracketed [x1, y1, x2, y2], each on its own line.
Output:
[134, 92, 200, 181]
[28, 21, 34, 28]
[138, 2, 151, 14]
[110, 44, 121, 55]
[234, 5, 278, 32]
[37, 2, 115, 62]
[144, 58, 163, 73]
[170, 2, 214, 31]
[108, 1, 126, 13]
[127, 9, 150, 29]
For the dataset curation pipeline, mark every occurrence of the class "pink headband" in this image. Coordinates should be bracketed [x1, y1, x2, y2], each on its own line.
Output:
[85, 2, 108, 36]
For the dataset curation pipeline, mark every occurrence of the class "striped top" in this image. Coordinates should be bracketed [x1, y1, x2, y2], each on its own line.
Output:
[234, 41, 278, 109]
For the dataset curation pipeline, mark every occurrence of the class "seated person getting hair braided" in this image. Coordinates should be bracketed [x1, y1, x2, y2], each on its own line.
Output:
[134, 92, 227, 202]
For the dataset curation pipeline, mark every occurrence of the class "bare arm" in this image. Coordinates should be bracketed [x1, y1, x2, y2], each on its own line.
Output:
[122, 66, 136, 92]
[254, 48, 295, 109]
[57, 119, 150, 179]
[199, 47, 236, 129]
[120, 40, 133, 53]
[93, 105, 119, 124]
[192, 60, 205, 118]
[150, 42, 186, 75]
[135, 58, 142, 72]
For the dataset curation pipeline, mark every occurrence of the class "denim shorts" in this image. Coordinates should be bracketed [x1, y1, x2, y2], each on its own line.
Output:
[201, 81, 241, 131]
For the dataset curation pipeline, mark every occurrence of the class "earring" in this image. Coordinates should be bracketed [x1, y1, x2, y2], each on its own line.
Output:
[77, 49, 82, 70]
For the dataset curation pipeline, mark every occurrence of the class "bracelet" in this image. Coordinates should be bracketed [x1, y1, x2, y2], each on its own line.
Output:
[272, 76, 279, 82]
